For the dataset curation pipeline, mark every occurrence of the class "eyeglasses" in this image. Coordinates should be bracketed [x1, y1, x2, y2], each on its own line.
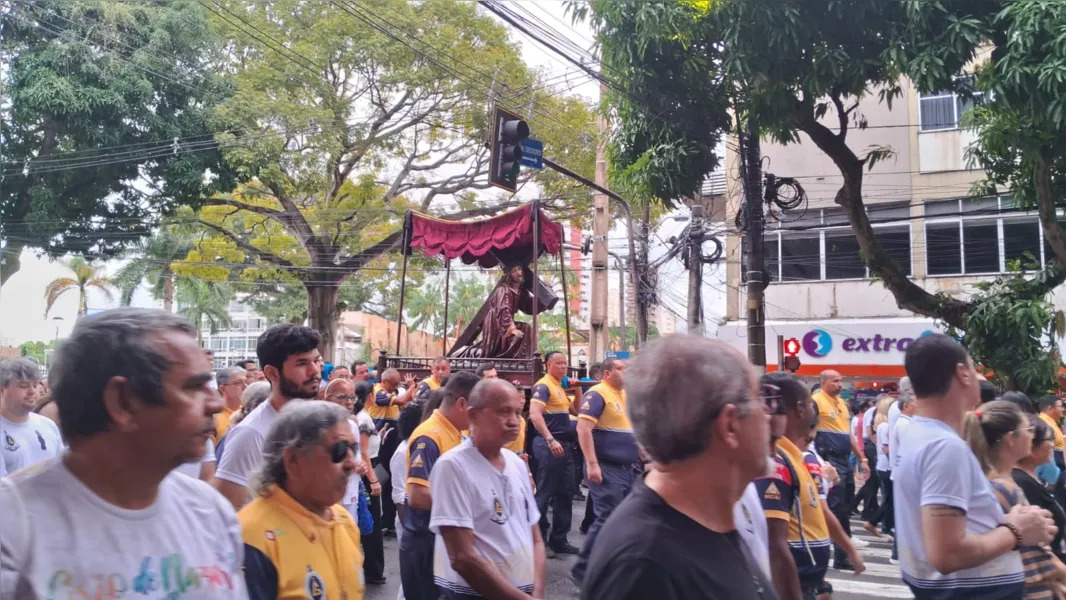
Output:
[330, 394, 356, 403]
[760, 384, 785, 415]
[328, 441, 357, 463]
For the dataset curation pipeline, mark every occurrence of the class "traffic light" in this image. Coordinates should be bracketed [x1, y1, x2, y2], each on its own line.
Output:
[783, 338, 801, 357]
[782, 337, 801, 372]
[489, 106, 529, 193]
[783, 355, 802, 373]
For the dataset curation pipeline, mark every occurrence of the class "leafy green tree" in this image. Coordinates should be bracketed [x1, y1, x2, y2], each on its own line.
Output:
[43, 256, 113, 317]
[178, 0, 597, 359]
[113, 230, 194, 312]
[18, 340, 54, 364]
[176, 278, 233, 343]
[0, 0, 233, 285]
[578, 0, 1065, 330]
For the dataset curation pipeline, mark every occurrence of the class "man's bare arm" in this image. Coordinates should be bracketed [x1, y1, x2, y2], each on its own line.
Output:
[532, 525, 546, 599]
[213, 478, 251, 511]
[440, 526, 532, 600]
[407, 482, 433, 511]
[921, 505, 1015, 574]
[528, 402, 552, 440]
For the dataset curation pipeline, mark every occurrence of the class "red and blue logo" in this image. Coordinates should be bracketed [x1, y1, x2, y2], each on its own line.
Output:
[802, 329, 833, 358]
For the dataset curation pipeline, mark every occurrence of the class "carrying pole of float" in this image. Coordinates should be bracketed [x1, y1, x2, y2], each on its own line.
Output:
[558, 244, 573, 367]
[442, 261, 452, 355]
[531, 200, 541, 354]
[395, 213, 411, 355]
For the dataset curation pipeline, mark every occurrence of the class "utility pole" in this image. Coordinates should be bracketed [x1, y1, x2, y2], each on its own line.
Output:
[632, 199, 650, 345]
[742, 124, 767, 370]
[687, 205, 705, 336]
[614, 255, 626, 351]
[589, 84, 610, 362]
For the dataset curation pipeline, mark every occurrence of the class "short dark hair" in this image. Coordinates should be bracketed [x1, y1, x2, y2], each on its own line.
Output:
[543, 351, 564, 365]
[476, 362, 497, 377]
[601, 357, 622, 373]
[904, 333, 970, 398]
[979, 380, 998, 404]
[999, 391, 1037, 414]
[1031, 413, 1054, 447]
[398, 400, 427, 440]
[50, 308, 197, 440]
[442, 371, 480, 408]
[588, 362, 603, 379]
[236, 359, 257, 370]
[1039, 395, 1062, 412]
[760, 371, 810, 412]
[256, 324, 321, 372]
[351, 360, 368, 371]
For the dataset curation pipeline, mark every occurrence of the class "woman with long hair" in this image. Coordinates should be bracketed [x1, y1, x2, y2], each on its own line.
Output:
[963, 400, 1066, 598]
[861, 394, 897, 537]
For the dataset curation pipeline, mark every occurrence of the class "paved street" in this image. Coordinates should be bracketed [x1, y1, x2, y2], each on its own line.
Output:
[364, 497, 912, 600]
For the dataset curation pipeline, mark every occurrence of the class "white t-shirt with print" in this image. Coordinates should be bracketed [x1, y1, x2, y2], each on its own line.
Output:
[894, 416, 1023, 593]
[429, 440, 540, 597]
[391, 439, 409, 543]
[0, 458, 246, 599]
[174, 438, 216, 480]
[890, 414, 912, 479]
[215, 399, 280, 488]
[875, 422, 890, 472]
[343, 419, 364, 507]
[0, 413, 64, 477]
[734, 482, 771, 579]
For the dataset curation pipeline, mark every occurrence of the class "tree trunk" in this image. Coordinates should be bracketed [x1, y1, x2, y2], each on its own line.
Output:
[796, 114, 971, 328]
[1035, 160, 1066, 264]
[0, 240, 25, 286]
[307, 281, 341, 364]
[163, 274, 174, 313]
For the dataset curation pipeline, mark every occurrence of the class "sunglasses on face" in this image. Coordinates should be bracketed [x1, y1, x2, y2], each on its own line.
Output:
[328, 441, 357, 463]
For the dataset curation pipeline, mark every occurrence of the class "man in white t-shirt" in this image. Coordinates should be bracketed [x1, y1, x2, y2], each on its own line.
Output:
[0, 358, 63, 477]
[431, 378, 546, 599]
[213, 323, 323, 509]
[0, 308, 245, 599]
[895, 333, 1054, 599]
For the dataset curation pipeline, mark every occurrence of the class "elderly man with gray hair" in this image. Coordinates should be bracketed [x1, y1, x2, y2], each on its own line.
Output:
[0, 307, 245, 597]
[0, 357, 62, 477]
[581, 335, 776, 600]
[239, 400, 365, 599]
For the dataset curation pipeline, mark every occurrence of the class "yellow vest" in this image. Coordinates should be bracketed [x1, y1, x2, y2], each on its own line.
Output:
[240, 486, 364, 600]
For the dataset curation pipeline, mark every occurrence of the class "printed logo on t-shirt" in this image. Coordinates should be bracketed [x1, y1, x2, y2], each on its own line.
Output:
[807, 482, 818, 507]
[581, 401, 590, 410]
[4, 432, 18, 452]
[490, 491, 508, 525]
[36, 430, 46, 450]
[763, 482, 782, 501]
[305, 566, 326, 600]
[410, 453, 424, 469]
[613, 401, 623, 413]
[50, 554, 237, 597]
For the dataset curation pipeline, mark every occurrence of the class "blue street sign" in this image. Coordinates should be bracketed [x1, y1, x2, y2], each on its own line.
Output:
[520, 139, 543, 169]
[605, 351, 631, 359]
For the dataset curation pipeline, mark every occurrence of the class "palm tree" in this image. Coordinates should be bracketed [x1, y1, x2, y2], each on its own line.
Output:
[44, 256, 114, 318]
[113, 230, 193, 312]
[406, 282, 444, 338]
[176, 278, 234, 343]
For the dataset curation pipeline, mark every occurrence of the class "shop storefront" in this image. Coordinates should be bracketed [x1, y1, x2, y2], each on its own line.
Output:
[716, 318, 944, 388]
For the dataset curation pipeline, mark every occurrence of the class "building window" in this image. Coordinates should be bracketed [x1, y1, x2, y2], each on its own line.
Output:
[919, 80, 984, 132]
[926, 222, 962, 275]
[1003, 220, 1041, 267]
[963, 220, 999, 274]
[824, 231, 865, 280]
[879, 226, 913, 276]
[780, 234, 821, 281]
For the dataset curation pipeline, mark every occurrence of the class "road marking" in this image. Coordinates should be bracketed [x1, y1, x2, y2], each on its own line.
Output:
[824, 578, 912, 598]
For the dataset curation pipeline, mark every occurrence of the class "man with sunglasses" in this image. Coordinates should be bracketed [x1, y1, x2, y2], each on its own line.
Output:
[241, 401, 365, 599]
[571, 357, 637, 586]
[756, 372, 863, 600]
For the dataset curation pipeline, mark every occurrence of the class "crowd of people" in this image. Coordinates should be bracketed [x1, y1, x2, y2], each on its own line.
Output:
[2, 307, 1066, 600]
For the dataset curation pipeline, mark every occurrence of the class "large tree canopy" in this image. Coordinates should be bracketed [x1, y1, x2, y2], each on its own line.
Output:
[175, 0, 597, 358]
[0, 0, 233, 284]
[581, 0, 1066, 391]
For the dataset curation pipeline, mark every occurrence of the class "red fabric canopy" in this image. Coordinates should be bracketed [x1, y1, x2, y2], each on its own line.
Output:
[406, 202, 564, 268]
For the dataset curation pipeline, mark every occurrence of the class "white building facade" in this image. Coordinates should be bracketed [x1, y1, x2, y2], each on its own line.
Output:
[718, 74, 1066, 382]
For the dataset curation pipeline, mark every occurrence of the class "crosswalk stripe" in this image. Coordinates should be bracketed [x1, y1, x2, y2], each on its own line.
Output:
[824, 578, 913, 598]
